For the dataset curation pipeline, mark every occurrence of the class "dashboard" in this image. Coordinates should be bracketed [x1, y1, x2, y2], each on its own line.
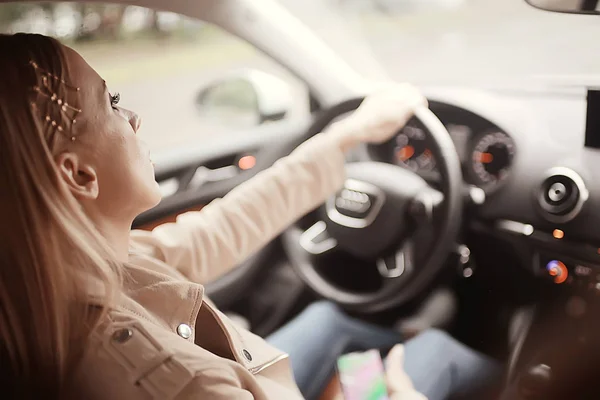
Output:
[368, 101, 516, 193]
[358, 87, 600, 292]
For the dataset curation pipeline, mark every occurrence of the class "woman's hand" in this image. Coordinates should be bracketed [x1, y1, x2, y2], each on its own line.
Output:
[385, 345, 428, 400]
[327, 345, 427, 400]
[328, 83, 427, 152]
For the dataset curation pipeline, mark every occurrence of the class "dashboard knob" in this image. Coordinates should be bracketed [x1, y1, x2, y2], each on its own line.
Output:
[548, 182, 567, 202]
[545, 260, 568, 284]
[536, 167, 588, 223]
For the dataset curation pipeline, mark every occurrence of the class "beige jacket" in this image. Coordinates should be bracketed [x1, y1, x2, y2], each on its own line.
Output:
[74, 132, 344, 399]
[74, 132, 422, 399]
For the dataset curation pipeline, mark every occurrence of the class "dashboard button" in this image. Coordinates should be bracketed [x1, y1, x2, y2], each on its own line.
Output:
[545, 260, 568, 284]
[574, 264, 593, 278]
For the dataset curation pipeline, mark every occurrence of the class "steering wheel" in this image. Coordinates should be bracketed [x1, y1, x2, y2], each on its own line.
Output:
[281, 98, 463, 312]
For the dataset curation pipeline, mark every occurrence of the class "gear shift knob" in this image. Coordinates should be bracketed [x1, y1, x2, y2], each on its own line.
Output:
[518, 364, 552, 399]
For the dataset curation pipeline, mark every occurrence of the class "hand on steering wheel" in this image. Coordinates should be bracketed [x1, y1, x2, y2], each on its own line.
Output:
[327, 83, 428, 151]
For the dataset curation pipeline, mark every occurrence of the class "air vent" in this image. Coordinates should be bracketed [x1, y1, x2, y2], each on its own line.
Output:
[537, 167, 588, 223]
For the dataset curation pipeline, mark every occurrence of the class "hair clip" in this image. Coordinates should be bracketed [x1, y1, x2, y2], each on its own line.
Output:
[29, 59, 82, 142]
[29, 60, 80, 91]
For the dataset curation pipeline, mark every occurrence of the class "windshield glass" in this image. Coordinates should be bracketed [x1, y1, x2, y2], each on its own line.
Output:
[1, 0, 597, 153]
[279, 0, 600, 87]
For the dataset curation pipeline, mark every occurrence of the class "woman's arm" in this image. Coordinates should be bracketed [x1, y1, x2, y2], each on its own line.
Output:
[130, 84, 426, 283]
[130, 132, 347, 283]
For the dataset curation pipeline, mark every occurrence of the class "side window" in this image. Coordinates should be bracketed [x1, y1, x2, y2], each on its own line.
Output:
[0, 3, 308, 153]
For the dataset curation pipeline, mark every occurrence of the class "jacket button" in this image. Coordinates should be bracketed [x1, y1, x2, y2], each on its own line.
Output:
[176, 323, 193, 339]
[243, 349, 252, 361]
[112, 328, 133, 343]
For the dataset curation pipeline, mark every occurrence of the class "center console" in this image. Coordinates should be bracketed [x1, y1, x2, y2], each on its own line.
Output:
[497, 89, 600, 399]
[500, 282, 600, 399]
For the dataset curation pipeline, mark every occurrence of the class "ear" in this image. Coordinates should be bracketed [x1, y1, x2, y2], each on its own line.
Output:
[55, 153, 99, 201]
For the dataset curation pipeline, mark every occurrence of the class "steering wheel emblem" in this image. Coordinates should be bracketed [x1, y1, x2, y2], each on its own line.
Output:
[326, 179, 385, 229]
[335, 188, 372, 214]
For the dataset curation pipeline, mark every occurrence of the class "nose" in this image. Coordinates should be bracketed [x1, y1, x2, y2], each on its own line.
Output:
[130, 112, 141, 133]
[123, 108, 141, 133]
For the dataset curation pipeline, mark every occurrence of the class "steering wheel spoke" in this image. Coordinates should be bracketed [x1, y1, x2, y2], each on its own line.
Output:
[408, 187, 444, 225]
[299, 221, 337, 255]
[376, 240, 415, 279]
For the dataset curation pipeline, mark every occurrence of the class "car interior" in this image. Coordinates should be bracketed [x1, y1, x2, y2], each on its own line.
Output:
[1, 0, 599, 398]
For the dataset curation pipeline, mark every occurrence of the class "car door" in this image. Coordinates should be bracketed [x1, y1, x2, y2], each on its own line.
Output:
[1, 1, 315, 333]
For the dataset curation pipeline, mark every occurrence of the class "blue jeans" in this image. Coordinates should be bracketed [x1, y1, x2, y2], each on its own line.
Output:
[403, 329, 502, 400]
[266, 301, 501, 400]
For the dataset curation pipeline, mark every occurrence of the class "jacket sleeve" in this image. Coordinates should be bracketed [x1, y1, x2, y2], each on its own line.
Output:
[175, 369, 255, 399]
[129, 133, 346, 284]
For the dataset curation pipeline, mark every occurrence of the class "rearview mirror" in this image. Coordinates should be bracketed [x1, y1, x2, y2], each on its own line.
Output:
[195, 70, 293, 129]
[526, 0, 599, 14]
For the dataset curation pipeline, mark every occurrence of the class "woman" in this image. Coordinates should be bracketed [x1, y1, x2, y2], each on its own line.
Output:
[0, 32, 428, 399]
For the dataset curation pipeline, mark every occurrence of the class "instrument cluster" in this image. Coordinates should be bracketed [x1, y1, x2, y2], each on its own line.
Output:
[369, 102, 516, 192]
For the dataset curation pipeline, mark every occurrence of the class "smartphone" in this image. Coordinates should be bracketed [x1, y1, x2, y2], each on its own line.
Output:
[336, 349, 390, 400]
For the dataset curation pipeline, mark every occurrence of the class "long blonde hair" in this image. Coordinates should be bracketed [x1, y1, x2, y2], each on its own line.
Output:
[0, 34, 121, 398]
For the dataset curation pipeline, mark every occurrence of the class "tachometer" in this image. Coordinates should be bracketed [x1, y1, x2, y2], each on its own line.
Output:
[470, 131, 515, 187]
[394, 123, 436, 172]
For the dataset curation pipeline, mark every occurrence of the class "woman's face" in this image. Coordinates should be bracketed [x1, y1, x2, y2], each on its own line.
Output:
[58, 45, 161, 220]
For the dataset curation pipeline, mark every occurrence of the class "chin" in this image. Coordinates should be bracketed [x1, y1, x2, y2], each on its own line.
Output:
[136, 182, 162, 214]
[148, 182, 162, 208]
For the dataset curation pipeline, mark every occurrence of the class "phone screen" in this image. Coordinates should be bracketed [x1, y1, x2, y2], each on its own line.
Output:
[337, 349, 389, 400]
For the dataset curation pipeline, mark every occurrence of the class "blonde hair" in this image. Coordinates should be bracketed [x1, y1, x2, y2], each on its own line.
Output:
[0, 34, 121, 398]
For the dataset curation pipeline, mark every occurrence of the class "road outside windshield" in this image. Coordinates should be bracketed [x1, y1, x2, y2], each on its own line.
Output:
[280, 0, 600, 86]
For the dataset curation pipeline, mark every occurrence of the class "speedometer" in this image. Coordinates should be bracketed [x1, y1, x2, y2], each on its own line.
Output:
[469, 131, 515, 188]
[394, 123, 436, 172]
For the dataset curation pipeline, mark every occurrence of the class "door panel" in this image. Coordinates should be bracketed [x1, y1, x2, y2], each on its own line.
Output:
[133, 118, 310, 228]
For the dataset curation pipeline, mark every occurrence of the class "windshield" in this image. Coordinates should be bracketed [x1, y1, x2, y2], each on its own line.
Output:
[279, 0, 600, 87]
[1, 0, 597, 154]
